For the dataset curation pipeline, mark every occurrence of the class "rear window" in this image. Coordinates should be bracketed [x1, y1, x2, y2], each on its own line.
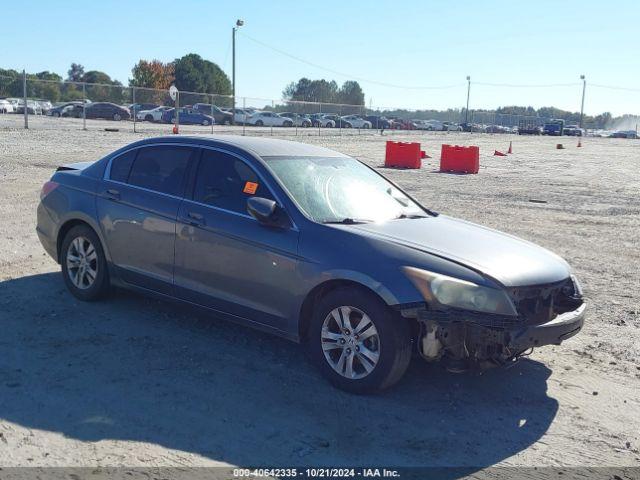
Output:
[127, 146, 193, 196]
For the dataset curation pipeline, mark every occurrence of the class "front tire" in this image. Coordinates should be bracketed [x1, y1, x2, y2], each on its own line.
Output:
[113, 113, 122, 121]
[308, 287, 412, 393]
[60, 225, 110, 301]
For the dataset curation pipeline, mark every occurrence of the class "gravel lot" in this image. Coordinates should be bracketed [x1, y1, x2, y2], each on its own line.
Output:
[0, 115, 639, 470]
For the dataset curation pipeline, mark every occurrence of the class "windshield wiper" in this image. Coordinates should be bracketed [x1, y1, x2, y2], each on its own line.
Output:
[394, 213, 429, 220]
[323, 218, 372, 225]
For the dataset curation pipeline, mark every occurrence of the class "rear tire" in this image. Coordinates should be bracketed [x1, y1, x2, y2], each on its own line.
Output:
[308, 287, 412, 394]
[255, 120, 264, 126]
[113, 113, 122, 121]
[60, 225, 110, 302]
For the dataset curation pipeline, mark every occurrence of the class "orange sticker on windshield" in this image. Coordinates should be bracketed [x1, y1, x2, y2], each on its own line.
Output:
[243, 181, 258, 195]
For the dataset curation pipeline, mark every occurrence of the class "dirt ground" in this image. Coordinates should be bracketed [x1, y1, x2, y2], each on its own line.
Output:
[0, 115, 639, 471]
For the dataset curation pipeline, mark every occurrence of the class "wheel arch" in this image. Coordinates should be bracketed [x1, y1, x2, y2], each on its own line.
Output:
[56, 217, 109, 264]
[297, 278, 398, 341]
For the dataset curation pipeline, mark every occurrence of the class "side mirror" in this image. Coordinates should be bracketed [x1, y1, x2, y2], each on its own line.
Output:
[247, 197, 286, 228]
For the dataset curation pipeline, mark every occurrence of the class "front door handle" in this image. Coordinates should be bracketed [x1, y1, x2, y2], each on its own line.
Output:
[186, 211, 205, 226]
[104, 188, 120, 200]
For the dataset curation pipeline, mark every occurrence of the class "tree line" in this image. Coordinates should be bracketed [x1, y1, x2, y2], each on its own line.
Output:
[0, 56, 634, 129]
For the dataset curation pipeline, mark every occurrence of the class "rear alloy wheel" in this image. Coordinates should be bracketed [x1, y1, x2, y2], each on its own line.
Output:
[202, 119, 210, 126]
[309, 288, 412, 393]
[145, 114, 154, 122]
[113, 113, 122, 121]
[61, 225, 110, 301]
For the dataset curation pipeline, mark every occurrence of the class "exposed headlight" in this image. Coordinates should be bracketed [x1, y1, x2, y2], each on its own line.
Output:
[403, 267, 518, 316]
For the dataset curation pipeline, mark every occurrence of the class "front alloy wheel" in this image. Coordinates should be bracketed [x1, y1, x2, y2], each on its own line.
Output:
[322, 306, 380, 379]
[309, 287, 412, 393]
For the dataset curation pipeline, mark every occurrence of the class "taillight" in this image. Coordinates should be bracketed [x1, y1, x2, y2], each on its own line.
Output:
[40, 181, 59, 200]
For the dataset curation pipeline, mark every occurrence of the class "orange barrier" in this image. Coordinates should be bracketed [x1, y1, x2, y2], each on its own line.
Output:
[440, 144, 480, 174]
[385, 141, 422, 169]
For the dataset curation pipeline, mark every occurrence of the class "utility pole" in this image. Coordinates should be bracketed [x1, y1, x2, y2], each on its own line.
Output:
[232, 19, 244, 126]
[579, 75, 586, 129]
[464, 75, 471, 125]
[23, 70, 28, 129]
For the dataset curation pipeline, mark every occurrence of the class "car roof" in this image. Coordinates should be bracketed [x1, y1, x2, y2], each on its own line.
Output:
[126, 135, 349, 158]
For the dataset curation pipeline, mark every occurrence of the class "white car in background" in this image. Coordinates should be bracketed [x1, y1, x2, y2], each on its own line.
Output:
[136, 106, 172, 122]
[421, 119, 446, 131]
[444, 122, 463, 131]
[0, 99, 14, 113]
[341, 115, 372, 129]
[246, 111, 294, 127]
[230, 108, 252, 124]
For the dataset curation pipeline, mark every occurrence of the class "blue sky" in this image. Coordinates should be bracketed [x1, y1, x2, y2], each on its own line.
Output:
[2, 0, 638, 115]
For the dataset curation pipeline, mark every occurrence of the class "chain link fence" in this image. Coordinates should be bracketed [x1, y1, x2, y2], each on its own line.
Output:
[0, 72, 576, 136]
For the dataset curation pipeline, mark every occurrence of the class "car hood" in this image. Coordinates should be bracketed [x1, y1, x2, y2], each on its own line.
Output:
[349, 215, 570, 287]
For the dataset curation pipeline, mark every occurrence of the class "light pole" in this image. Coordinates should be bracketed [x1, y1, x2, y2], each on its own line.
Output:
[464, 76, 471, 125]
[232, 19, 244, 125]
[579, 75, 586, 129]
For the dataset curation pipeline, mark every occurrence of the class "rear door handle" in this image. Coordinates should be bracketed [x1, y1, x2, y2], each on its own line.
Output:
[104, 188, 120, 200]
[186, 211, 205, 226]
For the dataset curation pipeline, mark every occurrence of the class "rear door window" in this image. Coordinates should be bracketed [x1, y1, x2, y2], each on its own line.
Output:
[109, 149, 137, 183]
[127, 145, 193, 196]
[193, 149, 274, 214]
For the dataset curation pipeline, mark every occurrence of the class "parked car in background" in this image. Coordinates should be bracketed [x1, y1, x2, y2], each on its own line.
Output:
[341, 115, 372, 129]
[543, 119, 565, 136]
[129, 103, 159, 117]
[309, 113, 335, 128]
[5, 98, 21, 112]
[563, 125, 584, 136]
[417, 119, 445, 131]
[37, 136, 586, 393]
[136, 106, 172, 122]
[230, 108, 251, 124]
[48, 102, 84, 117]
[37, 100, 53, 114]
[161, 107, 215, 126]
[321, 114, 351, 128]
[518, 119, 542, 135]
[15, 100, 43, 115]
[365, 115, 392, 129]
[246, 111, 294, 127]
[279, 113, 312, 127]
[83, 102, 130, 121]
[0, 99, 15, 113]
[444, 122, 463, 131]
[609, 130, 639, 139]
[192, 104, 233, 125]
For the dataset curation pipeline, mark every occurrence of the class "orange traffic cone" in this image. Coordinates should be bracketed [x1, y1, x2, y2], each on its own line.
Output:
[507, 141, 513, 154]
[577, 139, 582, 147]
[494, 150, 507, 156]
[172, 125, 179, 134]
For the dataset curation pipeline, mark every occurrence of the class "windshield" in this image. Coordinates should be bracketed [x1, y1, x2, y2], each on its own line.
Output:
[264, 156, 425, 223]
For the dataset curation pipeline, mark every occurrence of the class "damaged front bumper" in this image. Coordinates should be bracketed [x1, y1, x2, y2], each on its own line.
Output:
[507, 302, 586, 351]
[404, 300, 586, 368]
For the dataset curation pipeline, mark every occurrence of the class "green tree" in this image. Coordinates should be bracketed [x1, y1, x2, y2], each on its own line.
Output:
[337, 81, 365, 105]
[67, 63, 85, 82]
[82, 70, 125, 104]
[173, 54, 231, 97]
